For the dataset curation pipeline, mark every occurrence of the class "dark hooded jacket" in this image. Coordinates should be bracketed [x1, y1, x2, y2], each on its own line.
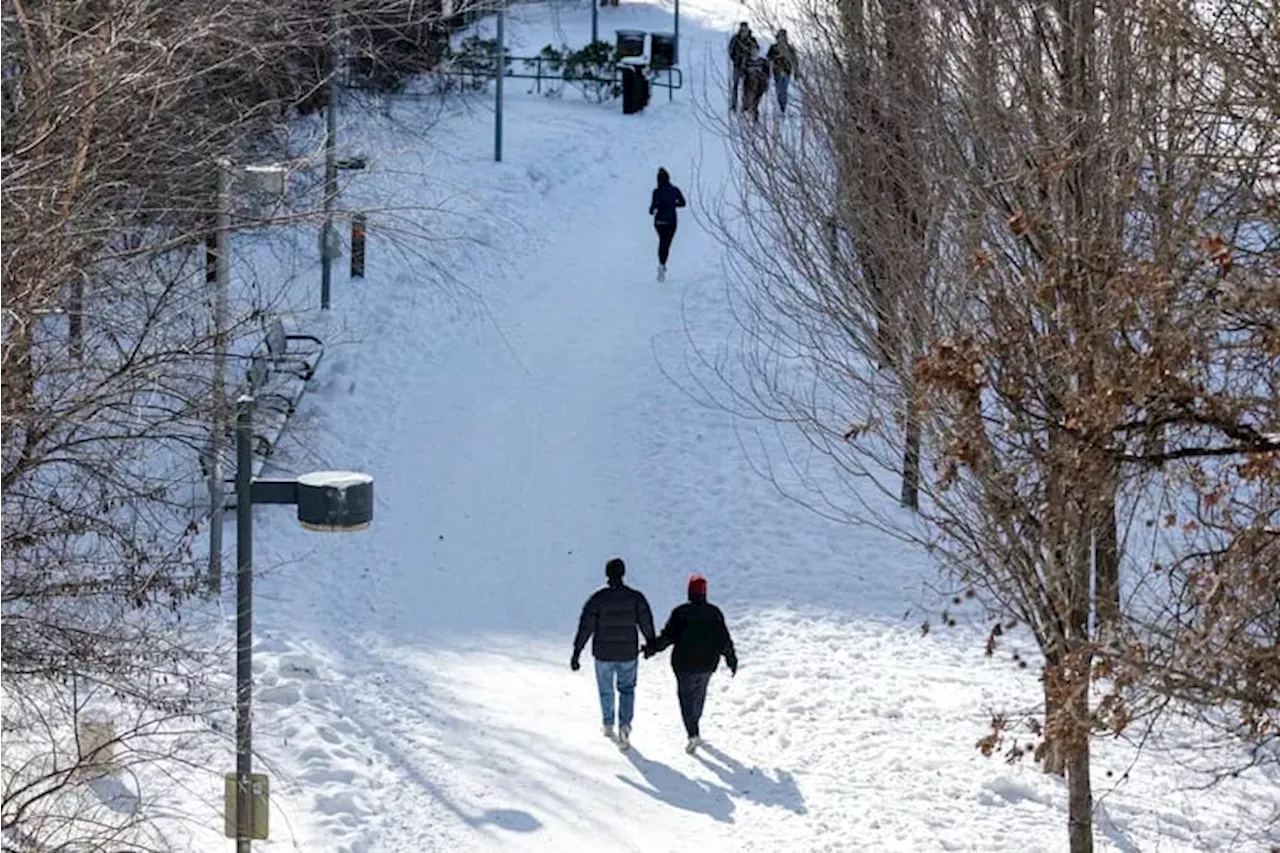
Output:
[650, 172, 687, 225]
[649, 594, 738, 674]
[729, 29, 758, 70]
[574, 581, 657, 662]
[767, 39, 797, 76]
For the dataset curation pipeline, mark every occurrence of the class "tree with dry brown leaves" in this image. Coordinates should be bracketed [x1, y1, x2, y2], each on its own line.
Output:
[700, 0, 1277, 850]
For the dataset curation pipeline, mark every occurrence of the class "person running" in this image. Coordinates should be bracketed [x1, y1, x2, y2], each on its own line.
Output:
[766, 29, 798, 113]
[728, 22, 758, 111]
[643, 573, 738, 754]
[572, 558, 656, 749]
[649, 167, 687, 282]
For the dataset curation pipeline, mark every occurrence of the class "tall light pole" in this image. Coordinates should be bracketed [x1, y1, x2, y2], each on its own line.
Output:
[495, 0, 505, 163]
[233, 400, 255, 853]
[205, 163, 286, 595]
[591, 0, 598, 44]
[673, 0, 680, 64]
[229, 396, 373, 850]
[320, 0, 341, 309]
[208, 161, 232, 592]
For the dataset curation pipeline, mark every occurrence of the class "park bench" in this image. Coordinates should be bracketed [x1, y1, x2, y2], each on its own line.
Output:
[200, 317, 325, 477]
[244, 318, 325, 456]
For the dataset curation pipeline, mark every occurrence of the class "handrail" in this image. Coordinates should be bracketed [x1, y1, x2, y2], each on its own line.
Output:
[510, 54, 683, 102]
[346, 55, 684, 102]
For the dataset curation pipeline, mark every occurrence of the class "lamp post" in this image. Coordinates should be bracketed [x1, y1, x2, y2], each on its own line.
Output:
[495, 0, 505, 163]
[229, 396, 373, 851]
[207, 162, 287, 595]
[673, 0, 680, 64]
[320, 0, 343, 309]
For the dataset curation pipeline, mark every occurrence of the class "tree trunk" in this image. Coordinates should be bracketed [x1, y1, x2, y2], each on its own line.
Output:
[901, 379, 921, 510]
[1094, 490, 1120, 632]
[1040, 653, 1067, 776]
[68, 277, 84, 361]
[1066, 684, 1095, 853]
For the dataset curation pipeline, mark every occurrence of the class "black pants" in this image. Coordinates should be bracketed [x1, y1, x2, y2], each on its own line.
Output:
[675, 671, 712, 737]
[655, 221, 677, 265]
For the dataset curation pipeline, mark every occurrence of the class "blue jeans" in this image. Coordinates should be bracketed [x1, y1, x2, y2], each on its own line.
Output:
[774, 73, 791, 112]
[594, 659, 638, 727]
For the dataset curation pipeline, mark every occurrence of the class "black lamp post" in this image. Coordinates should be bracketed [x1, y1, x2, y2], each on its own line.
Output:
[232, 396, 373, 851]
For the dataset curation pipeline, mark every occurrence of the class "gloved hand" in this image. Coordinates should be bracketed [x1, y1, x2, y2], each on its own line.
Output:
[570, 655, 580, 671]
[642, 644, 654, 659]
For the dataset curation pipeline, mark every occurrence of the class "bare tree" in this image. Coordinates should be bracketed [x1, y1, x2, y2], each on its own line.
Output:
[2, 0, 480, 845]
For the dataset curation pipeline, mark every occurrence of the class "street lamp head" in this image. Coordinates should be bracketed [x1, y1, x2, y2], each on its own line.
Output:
[295, 470, 373, 532]
[240, 163, 288, 198]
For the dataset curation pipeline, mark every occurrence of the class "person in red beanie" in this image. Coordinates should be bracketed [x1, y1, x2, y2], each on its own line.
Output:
[643, 573, 738, 754]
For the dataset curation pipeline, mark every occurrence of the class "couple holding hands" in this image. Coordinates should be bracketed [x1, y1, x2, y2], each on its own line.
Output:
[571, 558, 738, 754]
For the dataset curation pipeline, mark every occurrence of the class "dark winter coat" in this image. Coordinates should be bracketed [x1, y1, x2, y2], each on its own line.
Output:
[574, 581, 657, 662]
[742, 57, 770, 110]
[767, 41, 797, 76]
[650, 179, 687, 225]
[648, 596, 738, 674]
[729, 31, 758, 70]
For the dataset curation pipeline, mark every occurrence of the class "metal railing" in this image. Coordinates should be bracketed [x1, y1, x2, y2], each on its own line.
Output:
[345, 56, 684, 102]
[514, 55, 684, 102]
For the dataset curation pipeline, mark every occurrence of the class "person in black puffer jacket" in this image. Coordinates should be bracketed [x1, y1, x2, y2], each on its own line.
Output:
[644, 573, 738, 754]
[572, 558, 656, 746]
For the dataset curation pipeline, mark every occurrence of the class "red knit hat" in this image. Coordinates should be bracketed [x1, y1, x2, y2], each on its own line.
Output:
[687, 573, 708, 598]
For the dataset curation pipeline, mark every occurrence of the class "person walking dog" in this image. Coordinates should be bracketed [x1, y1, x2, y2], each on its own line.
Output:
[644, 573, 738, 754]
[572, 558, 657, 749]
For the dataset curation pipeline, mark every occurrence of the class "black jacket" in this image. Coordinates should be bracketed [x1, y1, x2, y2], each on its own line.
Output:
[729, 31, 758, 70]
[649, 597, 738, 674]
[574, 582, 656, 662]
[767, 41, 796, 76]
[649, 182, 687, 225]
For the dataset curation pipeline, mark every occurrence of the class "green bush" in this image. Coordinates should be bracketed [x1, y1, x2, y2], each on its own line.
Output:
[562, 41, 621, 102]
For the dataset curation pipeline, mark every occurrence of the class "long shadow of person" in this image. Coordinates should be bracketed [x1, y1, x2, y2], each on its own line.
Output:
[617, 746, 736, 823]
[696, 744, 807, 814]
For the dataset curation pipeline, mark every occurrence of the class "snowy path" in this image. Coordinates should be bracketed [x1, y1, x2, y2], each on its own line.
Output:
[225, 2, 1280, 851]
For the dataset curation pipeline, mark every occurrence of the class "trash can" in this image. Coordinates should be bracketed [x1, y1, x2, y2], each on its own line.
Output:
[616, 29, 646, 59]
[650, 32, 676, 69]
[620, 58, 650, 114]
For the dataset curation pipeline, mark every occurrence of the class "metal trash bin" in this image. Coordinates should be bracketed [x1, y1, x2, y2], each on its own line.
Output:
[620, 58, 650, 114]
[616, 29, 646, 59]
[650, 32, 676, 69]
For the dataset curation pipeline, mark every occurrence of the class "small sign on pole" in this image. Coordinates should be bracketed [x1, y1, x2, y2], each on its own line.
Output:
[351, 213, 367, 278]
[224, 773, 270, 840]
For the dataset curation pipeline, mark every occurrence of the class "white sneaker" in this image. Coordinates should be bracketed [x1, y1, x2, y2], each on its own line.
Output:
[685, 736, 702, 754]
[618, 725, 631, 748]
[603, 724, 615, 739]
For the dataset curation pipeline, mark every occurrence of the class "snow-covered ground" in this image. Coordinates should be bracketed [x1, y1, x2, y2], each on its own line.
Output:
[137, 0, 1280, 850]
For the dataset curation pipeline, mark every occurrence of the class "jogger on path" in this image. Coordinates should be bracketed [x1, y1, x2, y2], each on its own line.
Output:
[649, 167, 687, 281]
